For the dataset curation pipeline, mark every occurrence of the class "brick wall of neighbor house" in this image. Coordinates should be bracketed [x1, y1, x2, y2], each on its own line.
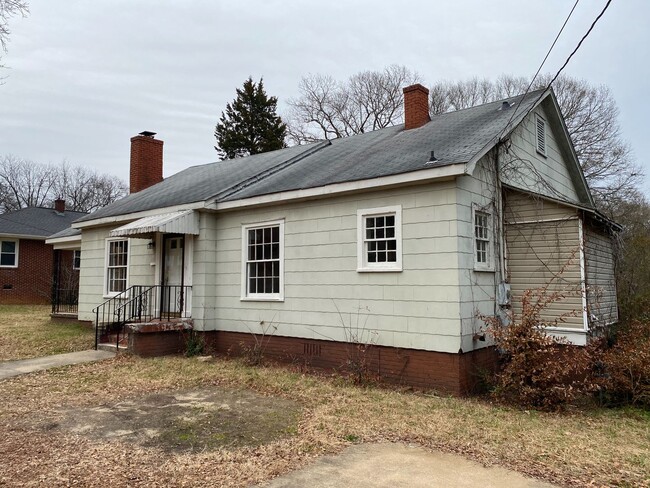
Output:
[0, 239, 53, 304]
[203, 331, 497, 395]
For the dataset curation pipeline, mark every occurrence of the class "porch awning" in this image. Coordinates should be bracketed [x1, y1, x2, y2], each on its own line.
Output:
[109, 210, 200, 238]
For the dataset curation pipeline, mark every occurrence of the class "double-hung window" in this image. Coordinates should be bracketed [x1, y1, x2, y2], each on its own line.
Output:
[242, 220, 284, 300]
[106, 239, 128, 295]
[73, 250, 81, 270]
[473, 206, 493, 271]
[0, 239, 18, 267]
[357, 205, 402, 272]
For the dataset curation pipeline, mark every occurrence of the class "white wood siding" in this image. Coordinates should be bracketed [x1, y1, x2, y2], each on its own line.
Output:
[78, 226, 154, 322]
[502, 105, 580, 204]
[505, 191, 584, 329]
[195, 183, 464, 353]
[584, 225, 618, 325]
[456, 155, 502, 352]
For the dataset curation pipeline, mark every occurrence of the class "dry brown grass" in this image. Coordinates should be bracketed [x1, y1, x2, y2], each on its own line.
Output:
[0, 305, 94, 361]
[0, 354, 648, 487]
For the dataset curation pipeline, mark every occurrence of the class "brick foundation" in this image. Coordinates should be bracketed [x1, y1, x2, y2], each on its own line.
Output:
[127, 320, 192, 358]
[204, 331, 497, 395]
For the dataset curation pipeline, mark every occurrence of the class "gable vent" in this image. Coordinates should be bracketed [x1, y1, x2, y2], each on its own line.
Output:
[535, 114, 547, 156]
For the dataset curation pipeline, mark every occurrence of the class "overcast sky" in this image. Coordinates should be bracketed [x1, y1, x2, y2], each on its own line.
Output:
[1, 0, 648, 195]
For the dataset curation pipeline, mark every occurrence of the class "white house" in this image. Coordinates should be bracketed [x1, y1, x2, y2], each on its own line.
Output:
[71, 84, 618, 394]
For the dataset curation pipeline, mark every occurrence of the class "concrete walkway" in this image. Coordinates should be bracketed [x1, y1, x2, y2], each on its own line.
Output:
[266, 443, 557, 488]
[0, 350, 115, 380]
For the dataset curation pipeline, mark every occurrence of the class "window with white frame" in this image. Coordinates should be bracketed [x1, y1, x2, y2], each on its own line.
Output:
[473, 208, 492, 270]
[535, 114, 547, 156]
[0, 239, 18, 267]
[73, 250, 81, 270]
[242, 220, 284, 300]
[357, 206, 402, 272]
[106, 239, 128, 294]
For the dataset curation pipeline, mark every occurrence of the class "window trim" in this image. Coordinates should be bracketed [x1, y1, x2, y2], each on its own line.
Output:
[0, 239, 18, 268]
[103, 238, 129, 297]
[73, 249, 81, 270]
[357, 205, 403, 272]
[240, 219, 285, 302]
[535, 113, 547, 157]
[473, 204, 494, 272]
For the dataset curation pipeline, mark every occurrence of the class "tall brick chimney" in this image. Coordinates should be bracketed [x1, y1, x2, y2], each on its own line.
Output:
[403, 84, 430, 130]
[130, 131, 163, 194]
[54, 199, 65, 213]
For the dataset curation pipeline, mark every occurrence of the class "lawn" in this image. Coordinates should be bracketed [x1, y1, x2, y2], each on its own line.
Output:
[0, 353, 648, 487]
[0, 305, 94, 361]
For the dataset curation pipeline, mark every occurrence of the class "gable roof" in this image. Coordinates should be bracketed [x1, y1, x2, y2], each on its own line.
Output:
[0, 207, 88, 239]
[78, 88, 591, 224]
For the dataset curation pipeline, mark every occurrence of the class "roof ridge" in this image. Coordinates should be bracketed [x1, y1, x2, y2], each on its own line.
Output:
[211, 140, 332, 202]
[430, 88, 546, 118]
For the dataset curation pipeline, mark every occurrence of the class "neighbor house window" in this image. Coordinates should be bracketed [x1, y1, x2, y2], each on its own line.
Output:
[105, 239, 128, 295]
[73, 250, 81, 270]
[535, 114, 547, 156]
[0, 239, 18, 268]
[473, 206, 493, 270]
[357, 205, 402, 272]
[241, 220, 284, 300]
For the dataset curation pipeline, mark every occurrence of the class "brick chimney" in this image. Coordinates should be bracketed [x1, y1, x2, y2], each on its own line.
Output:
[54, 199, 65, 213]
[130, 131, 163, 194]
[403, 84, 430, 130]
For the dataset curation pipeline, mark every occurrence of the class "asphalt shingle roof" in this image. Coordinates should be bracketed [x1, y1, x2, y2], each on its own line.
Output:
[0, 207, 88, 238]
[77, 90, 545, 223]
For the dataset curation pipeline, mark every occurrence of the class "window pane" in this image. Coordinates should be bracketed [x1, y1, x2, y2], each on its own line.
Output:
[387, 251, 396, 262]
[376, 227, 385, 238]
[272, 226, 279, 243]
[386, 227, 394, 238]
[368, 252, 377, 263]
[271, 242, 279, 259]
[366, 228, 374, 239]
[366, 217, 375, 228]
[385, 215, 395, 227]
[376, 216, 384, 227]
[1, 241, 15, 253]
[377, 252, 387, 262]
[0, 254, 15, 266]
[387, 240, 396, 251]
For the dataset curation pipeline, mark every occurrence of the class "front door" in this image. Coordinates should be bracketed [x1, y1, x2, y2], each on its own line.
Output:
[162, 235, 185, 315]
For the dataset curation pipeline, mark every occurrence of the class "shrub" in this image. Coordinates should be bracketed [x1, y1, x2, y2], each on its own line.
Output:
[184, 330, 205, 357]
[484, 287, 597, 410]
[600, 320, 650, 407]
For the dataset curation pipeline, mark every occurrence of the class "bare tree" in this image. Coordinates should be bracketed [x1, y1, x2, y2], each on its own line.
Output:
[287, 65, 421, 144]
[0, 155, 55, 211]
[0, 155, 128, 213]
[52, 163, 129, 213]
[0, 0, 28, 66]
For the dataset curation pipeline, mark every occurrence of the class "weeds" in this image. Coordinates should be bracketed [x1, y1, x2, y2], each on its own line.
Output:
[240, 318, 278, 366]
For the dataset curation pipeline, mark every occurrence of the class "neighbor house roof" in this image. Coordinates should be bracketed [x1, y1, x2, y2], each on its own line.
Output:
[77, 89, 569, 224]
[0, 207, 88, 239]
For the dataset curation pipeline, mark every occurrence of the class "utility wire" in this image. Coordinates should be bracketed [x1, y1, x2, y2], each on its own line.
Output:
[499, 0, 581, 138]
[499, 0, 613, 140]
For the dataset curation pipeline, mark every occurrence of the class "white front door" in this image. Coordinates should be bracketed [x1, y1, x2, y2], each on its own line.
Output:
[162, 236, 184, 314]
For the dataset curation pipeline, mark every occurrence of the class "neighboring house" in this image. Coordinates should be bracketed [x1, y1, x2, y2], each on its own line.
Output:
[72, 84, 618, 394]
[46, 226, 84, 316]
[0, 201, 87, 305]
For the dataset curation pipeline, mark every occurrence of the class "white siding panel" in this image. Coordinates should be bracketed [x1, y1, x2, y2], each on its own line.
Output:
[502, 105, 580, 203]
[201, 184, 464, 353]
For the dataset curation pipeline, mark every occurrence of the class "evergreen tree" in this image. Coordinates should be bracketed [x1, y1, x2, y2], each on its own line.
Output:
[214, 77, 287, 160]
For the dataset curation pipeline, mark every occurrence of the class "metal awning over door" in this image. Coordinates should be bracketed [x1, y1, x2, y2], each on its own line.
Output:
[108, 210, 200, 238]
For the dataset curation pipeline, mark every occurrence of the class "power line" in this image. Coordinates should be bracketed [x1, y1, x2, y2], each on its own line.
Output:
[499, 0, 581, 137]
[500, 0, 613, 140]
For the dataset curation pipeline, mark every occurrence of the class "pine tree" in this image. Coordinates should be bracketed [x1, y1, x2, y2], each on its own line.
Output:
[214, 77, 287, 160]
